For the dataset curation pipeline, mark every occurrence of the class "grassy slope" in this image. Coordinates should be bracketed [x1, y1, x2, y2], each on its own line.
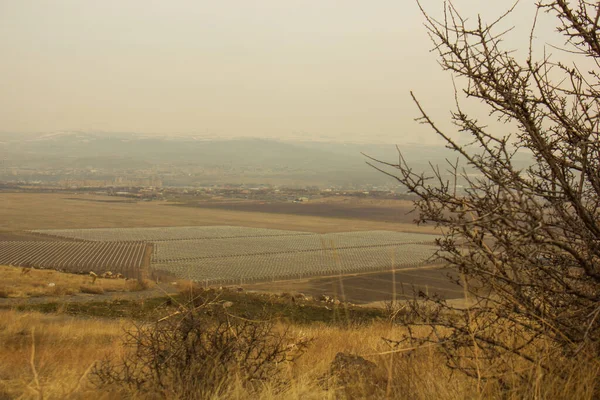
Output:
[0, 265, 154, 299]
[1, 286, 598, 399]
[0, 306, 469, 400]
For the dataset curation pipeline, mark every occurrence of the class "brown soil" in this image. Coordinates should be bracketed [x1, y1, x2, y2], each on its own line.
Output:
[0, 193, 437, 234]
[0, 230, 69, 241]
[245, 266, 463, 304]
[173, 200, 422, 225]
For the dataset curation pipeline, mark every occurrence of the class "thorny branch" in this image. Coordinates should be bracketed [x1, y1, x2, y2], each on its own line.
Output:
[368, 0, 600, 388]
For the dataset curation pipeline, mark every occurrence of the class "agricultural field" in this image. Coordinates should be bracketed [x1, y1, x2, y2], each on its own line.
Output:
[151, 230, 437, 262]
[152, 244, 439, 285]
[1, 194, 452, 300]
[0, 229, 68, 242]
[0, 193, 437, 234]
[30, 226, 441, 286]
[172, 198, 422, 224]
[31, 226, 314, 242]
[246, 267, 465, 304]
[0, 241, 150, 277]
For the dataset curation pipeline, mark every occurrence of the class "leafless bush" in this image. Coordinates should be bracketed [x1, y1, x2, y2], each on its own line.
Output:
[367, 0, 600, 392]
[383, 300, 408, 323]
[92, 299, 309, 398]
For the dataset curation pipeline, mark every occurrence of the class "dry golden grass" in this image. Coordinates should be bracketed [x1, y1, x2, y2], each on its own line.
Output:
[0, 309, 460, 400]
[0, 265, 154, 299]
[1, 305, 597, 399]
[0, 310, 126, 400]
[0, 193, 437, 234]
[277, 322, 474, 400]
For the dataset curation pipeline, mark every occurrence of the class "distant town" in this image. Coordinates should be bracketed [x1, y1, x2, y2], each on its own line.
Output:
[0, 178, 413, 203]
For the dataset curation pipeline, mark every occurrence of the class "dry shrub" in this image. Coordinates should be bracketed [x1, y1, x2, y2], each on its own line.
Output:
[49, 285, 77, 296]
[0, 288, 13, 299]
[125, 279, 151, 292]
[80, 285, 105, 295]
[92, 306, 309, 399]
[366, 0, 600, 396]
[174, 280, 196, 295]
[381, 299, 600, 398]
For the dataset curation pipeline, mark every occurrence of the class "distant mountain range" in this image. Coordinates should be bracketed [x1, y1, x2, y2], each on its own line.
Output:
[0, 132, 533, 188]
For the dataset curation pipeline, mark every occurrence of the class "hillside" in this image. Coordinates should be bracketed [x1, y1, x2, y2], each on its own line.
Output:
[0, 132, 534, 188]
[0, 277, 594, 400]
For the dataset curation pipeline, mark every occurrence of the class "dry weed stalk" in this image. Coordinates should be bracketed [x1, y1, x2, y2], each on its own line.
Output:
[22, 327, 44, 400]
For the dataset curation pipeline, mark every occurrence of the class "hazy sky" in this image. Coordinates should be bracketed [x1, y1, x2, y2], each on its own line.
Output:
[0, 1, 560, 144]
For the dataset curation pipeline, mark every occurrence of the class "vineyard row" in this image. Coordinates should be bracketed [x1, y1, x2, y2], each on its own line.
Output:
[0, 241, 149, 277]
[30, 226, 440, 244]
[151, 244, 439, 285]
[30, 226, 314, 242]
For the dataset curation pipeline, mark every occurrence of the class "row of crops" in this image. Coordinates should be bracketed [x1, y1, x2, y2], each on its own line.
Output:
[30, 226, 313, 242]
[151, 231, 439, 262]
[152, 244, 439, 285]
[145, 229, 440, 284]
[0, 241, 149, 277]
[23, 226, 442, 285]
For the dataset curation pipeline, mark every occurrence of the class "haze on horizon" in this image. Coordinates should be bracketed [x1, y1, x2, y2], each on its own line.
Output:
[1, 1, 560, 144]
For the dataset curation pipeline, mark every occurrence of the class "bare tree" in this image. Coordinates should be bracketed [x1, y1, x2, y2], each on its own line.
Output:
[366, 0, 600, 388]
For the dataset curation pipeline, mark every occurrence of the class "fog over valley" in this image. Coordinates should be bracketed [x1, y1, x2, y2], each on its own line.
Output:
[1, 131, 487, 189]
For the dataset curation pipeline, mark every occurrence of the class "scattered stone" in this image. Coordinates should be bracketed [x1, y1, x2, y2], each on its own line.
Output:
[326, 352, 380, 396]
[331, 352, 377, 374]
[222, 301, 234, 309]
[295, 292, 307, 300]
